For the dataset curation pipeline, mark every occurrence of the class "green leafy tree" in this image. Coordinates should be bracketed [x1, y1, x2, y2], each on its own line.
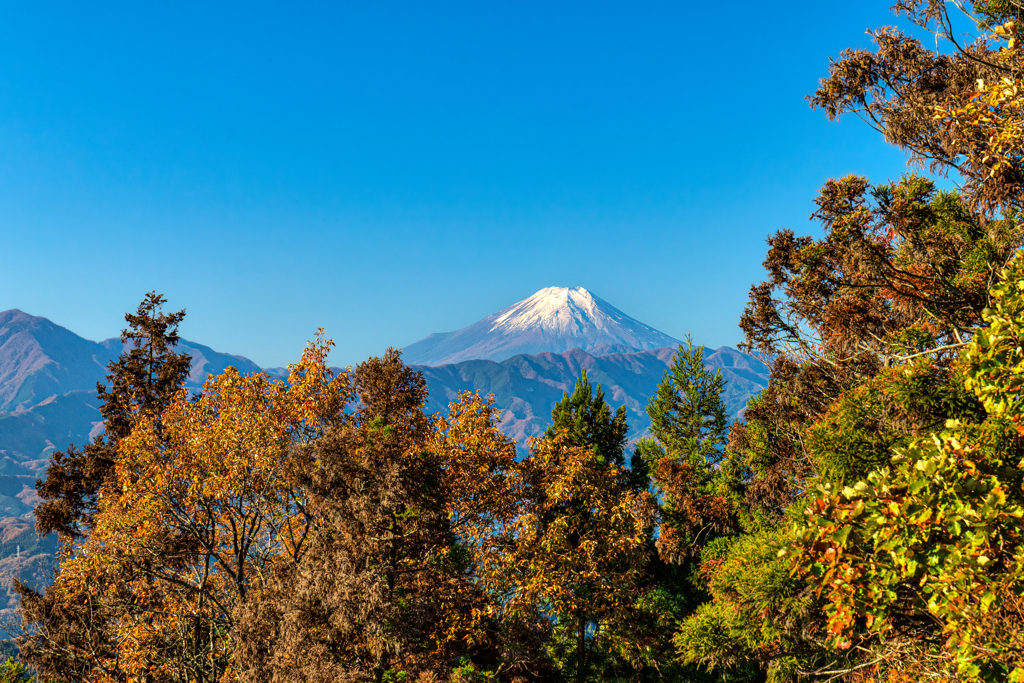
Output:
[0, 658, 32, 683]
[793, 253, 1024, 681]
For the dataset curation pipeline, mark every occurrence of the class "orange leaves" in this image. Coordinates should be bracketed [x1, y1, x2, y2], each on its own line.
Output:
[937, 74, 1023, 177]
[431, 391, 522, 545]
[42, 352, 661, 680]
[283, 331, 352, 437]
[436, 395, 656, 670]
[504, 433, 654, 623]
[44, 335, 352, 683]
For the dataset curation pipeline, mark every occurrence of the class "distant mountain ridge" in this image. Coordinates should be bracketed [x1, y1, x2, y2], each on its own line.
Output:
[0, 309, 265, 494]
[419, 345, 768, 448]
[0, 309, 262, 414]
[0, 300, 769, 476]
[0, 301, 769, 615]
[0, 302, 767, 478]
[402, 287, 681, 366]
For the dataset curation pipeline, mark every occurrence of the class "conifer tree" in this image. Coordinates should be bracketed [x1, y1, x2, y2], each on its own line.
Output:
[526, 371, 651, 682]
[546, 368, 628, 468]
[34, 292, 191, 538]
[16, 292, 191, 682]
[637, 338, 735, 563]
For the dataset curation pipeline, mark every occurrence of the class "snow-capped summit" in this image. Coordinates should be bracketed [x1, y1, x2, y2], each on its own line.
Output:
[402, 286, 681, 366]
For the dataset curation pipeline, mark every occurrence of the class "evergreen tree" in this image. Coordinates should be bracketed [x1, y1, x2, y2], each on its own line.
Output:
[645, 337, 728, 466]
[16, 293, 191, 682]
[620, 340, 757, 682]
[546, 368, 629, 468]
[538, 371, 652, 682]
[34, 291, 191, 539]
[638, 338, 735, 563]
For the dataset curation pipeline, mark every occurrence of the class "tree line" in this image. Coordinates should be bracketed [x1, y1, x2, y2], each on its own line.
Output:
[9, 0, 1024, 680]
[11, 295, 707, 682]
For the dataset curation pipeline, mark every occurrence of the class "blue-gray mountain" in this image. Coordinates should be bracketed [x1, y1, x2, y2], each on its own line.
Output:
[419, 345, 767, 448]
[0, 309, 265, 516]
[0, 297, 769, 614]
[402, 286, 682, 365]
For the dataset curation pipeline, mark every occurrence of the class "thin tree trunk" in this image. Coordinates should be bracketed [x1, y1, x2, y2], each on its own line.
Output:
[576, 613, 587, 683]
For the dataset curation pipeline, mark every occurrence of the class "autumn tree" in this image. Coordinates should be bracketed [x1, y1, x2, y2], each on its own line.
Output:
[511, 433, 652, 683]
[17, 292, 193, 683]
[18, 333, 346, 683]
[236, 349, 482, 683]
[35, 291, 192, 539]
[429, 391, 552, 679]
[732, 173, 1020, 529]
[469, 372, 650, 683]
[810, 0, 1024, 212]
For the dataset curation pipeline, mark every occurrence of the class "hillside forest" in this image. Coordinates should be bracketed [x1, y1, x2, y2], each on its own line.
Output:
[7, 1, 1024, 681]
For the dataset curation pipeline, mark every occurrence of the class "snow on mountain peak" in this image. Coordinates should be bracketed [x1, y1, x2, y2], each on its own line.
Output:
[402, 286, 681, 366]
[489, 287, 606, 334]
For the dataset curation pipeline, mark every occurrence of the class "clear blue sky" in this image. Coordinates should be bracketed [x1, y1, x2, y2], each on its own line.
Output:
[2, 1, 921, 368]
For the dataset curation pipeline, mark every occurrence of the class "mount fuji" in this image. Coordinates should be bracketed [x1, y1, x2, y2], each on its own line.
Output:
[402, 287, 681, 366]
[0, 300, 768, 619]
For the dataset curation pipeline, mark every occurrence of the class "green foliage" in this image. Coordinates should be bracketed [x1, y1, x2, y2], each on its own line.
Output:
[965, 253, 1024, 425]
[793, 255, 1024, 680]
[628, 338, 776, 680]
[636, 338, 739, 566]
[805, 361, 984, 484]
[0, 658, 32, 683]
[547, 368, 629, 468]
[793, 419, 1024, 680]
[640, 337, 729, 470]
[675, 529, 814, 682]
[446, 658, 498, 682]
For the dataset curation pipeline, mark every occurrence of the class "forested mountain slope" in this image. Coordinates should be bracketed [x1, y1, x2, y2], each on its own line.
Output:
[419, 345, 767, 447]
[0, 306, 768, 615]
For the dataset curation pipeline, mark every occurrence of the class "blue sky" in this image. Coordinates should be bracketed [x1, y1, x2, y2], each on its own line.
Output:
[2, 2, 922, 367]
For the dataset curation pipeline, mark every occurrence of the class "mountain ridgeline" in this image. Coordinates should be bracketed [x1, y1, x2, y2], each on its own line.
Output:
[0, 289, 766, 483]
[402, 286, 682, 365]
[0, 292, 767, 614]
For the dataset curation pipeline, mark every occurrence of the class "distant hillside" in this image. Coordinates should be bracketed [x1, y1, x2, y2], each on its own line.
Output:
[0, 309, 262, 415]
[418, 345, 767, 449]
[0, 305, 770, 616]
[403, 287, 681, 366]
[0, 310, 114, 413]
